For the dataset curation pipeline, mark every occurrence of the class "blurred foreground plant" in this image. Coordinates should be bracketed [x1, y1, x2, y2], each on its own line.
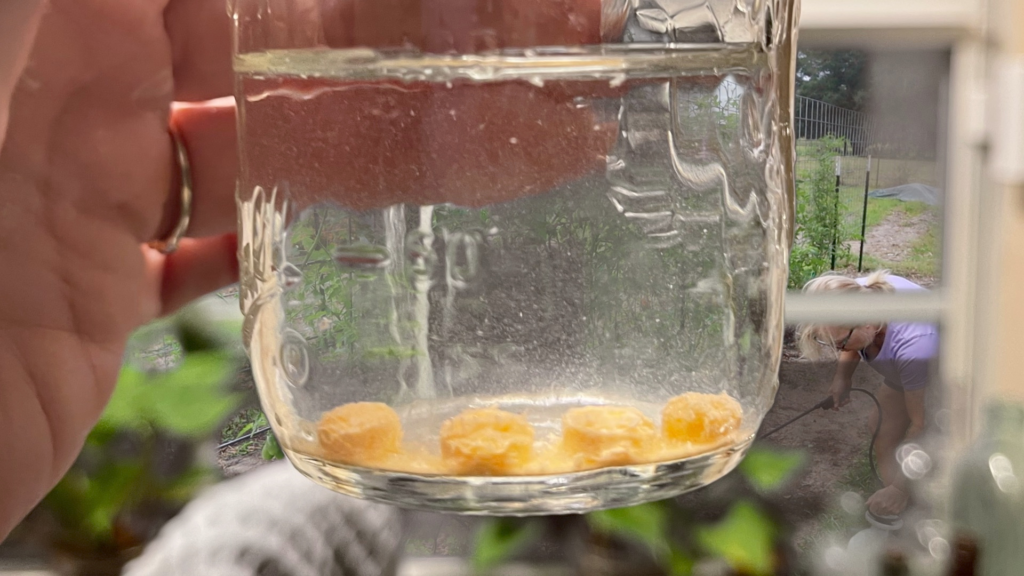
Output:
[472, 444, 807, 576]
[31, 309, 243, 572]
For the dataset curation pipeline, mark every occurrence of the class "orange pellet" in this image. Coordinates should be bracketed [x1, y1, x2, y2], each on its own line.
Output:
[561, 405, 657, 470]
[440, 407, 535, 475]
[317, 402, 403, 466]
[662, 392, 742, 445]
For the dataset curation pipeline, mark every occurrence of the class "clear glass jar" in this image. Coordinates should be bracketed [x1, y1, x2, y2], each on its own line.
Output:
[233, 0, 798, 514]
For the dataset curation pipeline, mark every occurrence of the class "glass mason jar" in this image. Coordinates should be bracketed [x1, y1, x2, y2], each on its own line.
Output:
[233, 0, 798, 514]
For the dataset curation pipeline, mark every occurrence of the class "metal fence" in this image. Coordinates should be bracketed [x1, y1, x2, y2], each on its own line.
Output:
[795, 95, 872, 156]
[792, 95, 940, 276]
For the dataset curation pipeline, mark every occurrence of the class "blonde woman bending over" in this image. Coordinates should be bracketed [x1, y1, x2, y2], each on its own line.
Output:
[798, 271, 938, 518]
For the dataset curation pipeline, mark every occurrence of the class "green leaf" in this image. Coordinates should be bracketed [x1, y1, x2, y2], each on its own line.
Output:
[80, 463, 146, 542]
[740, 446, 807, 493]
[587, 502, 670, 558]
[696, 501, 777, 576]
[667, 546, 695, 576]
[96, 367, 150, 433]
[262, 433, 284, 461]
[472, 518, 540, 572]
[143, 352, 242, 438]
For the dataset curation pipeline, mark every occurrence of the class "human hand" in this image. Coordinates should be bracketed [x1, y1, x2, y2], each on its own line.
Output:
[828, 377, 853, 411]
[0, 0, 627, 540]
[866, 485, 908, 517]
[0, 0, 238, 540]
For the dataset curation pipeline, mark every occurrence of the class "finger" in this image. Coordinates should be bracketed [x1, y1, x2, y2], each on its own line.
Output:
[164, 0, 233, 101]
[0, 0, 46, 137]
[154, 101, 238, 242]
[146, 234, 239, 317]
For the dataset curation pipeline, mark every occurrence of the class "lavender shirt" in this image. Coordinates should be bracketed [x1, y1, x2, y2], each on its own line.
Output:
[854, 275, 938, 391]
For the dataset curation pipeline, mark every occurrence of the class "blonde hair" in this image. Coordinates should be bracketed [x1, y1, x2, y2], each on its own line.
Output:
[797, 270, 894, 359]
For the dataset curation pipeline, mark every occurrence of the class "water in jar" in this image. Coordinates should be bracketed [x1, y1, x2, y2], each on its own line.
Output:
[236, 42, 787, 512]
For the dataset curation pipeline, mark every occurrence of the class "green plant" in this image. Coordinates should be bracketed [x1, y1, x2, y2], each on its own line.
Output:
[37, 312, 243, 557]
[471, 444, 807, 575]
[261, 433, 285, 460]
[790, 137, 853, 288]
[219, 408, 286, 460]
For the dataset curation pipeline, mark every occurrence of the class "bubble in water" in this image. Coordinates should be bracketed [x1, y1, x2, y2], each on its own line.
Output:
[509, 137, 519, 144]
[573, 96, 588, 109]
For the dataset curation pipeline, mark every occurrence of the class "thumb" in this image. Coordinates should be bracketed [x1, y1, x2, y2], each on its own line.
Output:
[0, 0, 46, 140]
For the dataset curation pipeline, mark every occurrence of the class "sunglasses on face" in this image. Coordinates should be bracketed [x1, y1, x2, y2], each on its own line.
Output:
[816, 327, 855, 351]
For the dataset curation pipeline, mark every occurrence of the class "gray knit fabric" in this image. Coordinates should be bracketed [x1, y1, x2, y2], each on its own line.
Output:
[123, 462, 403, 576]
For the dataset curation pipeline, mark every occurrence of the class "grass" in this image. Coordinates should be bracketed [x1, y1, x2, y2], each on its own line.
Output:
[841, 196, 940, 279]
[220, 408, 268, 455]
[794, 144, 941, 281]
[858, 224, 940, 279]
[797, 451, 882, 555]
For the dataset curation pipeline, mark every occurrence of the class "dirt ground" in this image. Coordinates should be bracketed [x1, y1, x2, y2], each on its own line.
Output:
[763, 354, 885, 544]
[863, 210, 935, 264]
[219, 449, 267, 478]
[846, 208, 939, 287]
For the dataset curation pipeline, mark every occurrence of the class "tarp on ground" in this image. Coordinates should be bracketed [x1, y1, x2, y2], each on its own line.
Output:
[867, 183, 941, 205]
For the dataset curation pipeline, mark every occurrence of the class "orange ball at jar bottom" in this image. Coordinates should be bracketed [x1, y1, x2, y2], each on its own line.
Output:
[662, 392, 743, 446]
[439, 407, 535, 475]
[560, 405, 658, 470]
[317, 402, 403, 467]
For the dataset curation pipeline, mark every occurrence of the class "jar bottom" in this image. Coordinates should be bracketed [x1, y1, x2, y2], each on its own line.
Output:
[284, 434, 753, 515]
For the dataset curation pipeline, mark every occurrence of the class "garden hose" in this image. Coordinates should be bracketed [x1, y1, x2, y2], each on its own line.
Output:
[219, 425, 272, 449]
[760, 387, 883, 485]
